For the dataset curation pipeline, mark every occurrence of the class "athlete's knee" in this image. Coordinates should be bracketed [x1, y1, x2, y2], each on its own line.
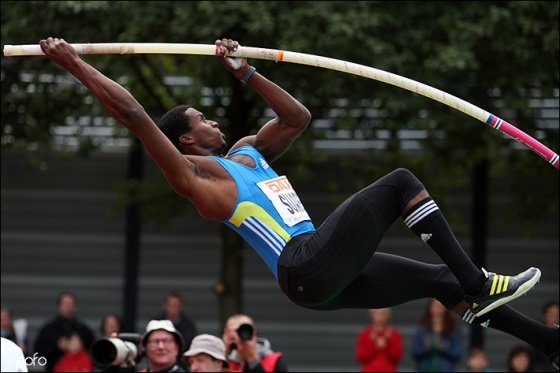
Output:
[384, 168, 425, 207]
[392, 168, 422, 188]
[380, 168, 419, 188]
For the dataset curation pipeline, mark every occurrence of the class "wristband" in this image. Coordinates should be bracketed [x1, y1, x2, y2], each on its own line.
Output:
[240, 65, 256, 83]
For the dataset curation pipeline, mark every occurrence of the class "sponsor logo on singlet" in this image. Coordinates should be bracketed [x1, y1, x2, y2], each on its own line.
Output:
[256, 176, 311, 227]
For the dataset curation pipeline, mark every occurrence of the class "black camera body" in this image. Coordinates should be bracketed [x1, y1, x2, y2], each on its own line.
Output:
[90, 333, 145, 368]
[236, 323, 254, 341]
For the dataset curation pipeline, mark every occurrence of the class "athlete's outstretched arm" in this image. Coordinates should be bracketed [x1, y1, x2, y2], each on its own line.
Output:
[39, 37, 197, 196]
[217, 39, 311, 162]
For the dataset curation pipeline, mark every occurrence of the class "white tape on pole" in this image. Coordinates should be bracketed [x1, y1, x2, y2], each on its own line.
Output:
[3, 42, 559, 168]
[3, 43, 218, 57]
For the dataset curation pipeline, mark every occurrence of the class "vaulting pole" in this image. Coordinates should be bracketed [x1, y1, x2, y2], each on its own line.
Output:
[4, 42, 558, 169]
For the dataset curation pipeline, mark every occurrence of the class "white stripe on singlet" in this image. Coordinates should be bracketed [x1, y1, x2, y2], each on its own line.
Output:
[243, 217, 285, 256]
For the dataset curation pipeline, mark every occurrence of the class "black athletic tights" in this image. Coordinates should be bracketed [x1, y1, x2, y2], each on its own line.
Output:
[277, 167, 465, 310]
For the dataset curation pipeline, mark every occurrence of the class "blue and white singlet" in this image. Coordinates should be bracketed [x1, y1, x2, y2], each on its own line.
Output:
[209, 146, 316, 278]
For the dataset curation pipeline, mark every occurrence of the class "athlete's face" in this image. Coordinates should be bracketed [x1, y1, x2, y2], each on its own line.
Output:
[184, 108, 226, 155]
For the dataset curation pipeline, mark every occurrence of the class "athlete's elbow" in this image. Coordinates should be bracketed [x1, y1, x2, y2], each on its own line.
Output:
[296, 106, 312, 131]
[303, 106, 312, 124]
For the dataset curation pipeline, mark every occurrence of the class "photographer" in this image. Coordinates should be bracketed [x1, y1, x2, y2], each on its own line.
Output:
[91, 320, 187, 372]
[91, 320, 186, 372]
[222, 314, 287, 372]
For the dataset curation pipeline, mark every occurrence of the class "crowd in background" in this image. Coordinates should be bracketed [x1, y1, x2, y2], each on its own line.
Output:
[354, 299, 558, 373]
[0, 290, 286, 372]
[1, 293, 558, 372]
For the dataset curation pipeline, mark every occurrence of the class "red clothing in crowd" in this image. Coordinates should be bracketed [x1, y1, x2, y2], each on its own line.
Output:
[355, 324, 403, 372]
[52, 349, 94, 372]
[228, 351, 282, 372]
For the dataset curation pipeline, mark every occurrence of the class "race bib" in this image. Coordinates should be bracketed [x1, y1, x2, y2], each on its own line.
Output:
[256, 176, 311, 227]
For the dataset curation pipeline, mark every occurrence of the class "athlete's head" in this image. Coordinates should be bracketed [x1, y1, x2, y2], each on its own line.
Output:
[158, 105, 226, 156]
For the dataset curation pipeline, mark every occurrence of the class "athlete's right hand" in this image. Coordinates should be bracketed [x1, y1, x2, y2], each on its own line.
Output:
[216, 38, 251, 80]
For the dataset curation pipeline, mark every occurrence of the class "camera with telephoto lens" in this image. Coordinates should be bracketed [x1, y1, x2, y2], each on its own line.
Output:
[90, 333, 145, 368]
[236, 323, 254, 341]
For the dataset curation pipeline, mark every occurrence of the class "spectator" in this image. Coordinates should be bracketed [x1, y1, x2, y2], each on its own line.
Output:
[153, 291, 197, 371]
[154, 291, 197, 354]
[1, 306, 29, 356]
[506, 344, 536, 372]
[99, 313, 124, 338]
[52, 330, 94, 372]
[1, 337, 28, 372]
[140, 319, 187, 372]
[542, 301, 559, 327]
[355, 307, 403, 372]
[412, 298, 463, 372]
[531, 300, 559, 372]
[182, 334, 230, 372]
[33, 291, 95, 372]
[466, 347, 493, 372]
[222, 313, 287, 372]
[93, 313, 124, 372]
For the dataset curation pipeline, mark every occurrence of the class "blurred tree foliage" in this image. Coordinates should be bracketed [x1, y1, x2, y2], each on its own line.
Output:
[2, 0, 558, 231]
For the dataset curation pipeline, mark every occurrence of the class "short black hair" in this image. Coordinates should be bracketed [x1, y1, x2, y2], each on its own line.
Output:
[157, 105, 193, 150]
